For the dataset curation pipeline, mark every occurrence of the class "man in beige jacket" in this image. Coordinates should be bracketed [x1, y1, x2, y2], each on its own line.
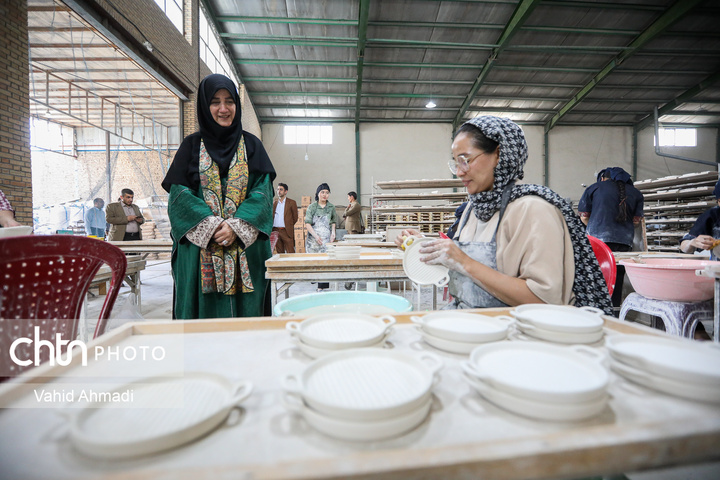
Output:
[343, 191, 363, 234]
[106, 188, 144, 241]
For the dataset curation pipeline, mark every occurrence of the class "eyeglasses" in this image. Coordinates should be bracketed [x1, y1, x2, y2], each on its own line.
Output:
[448, 151, 486, 175]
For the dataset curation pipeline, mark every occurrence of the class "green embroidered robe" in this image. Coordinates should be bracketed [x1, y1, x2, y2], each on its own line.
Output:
[168, 172, 274, 319]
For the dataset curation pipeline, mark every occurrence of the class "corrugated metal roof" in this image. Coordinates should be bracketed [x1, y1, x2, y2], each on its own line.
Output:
[206, 0, 720, 129]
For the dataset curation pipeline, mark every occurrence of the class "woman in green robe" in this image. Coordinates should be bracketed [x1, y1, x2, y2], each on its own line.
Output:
[161, 74, 276, 319]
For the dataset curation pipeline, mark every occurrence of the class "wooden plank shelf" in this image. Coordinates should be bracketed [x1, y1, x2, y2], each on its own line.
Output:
[376, 178, 464, 189]
[372, 192, 468, 202]
[373, 206, 459, 213]
[642, 186, 714, 201]
[644, 200, 716, 212]
[645, 218, 699, 225]
[635, 171, 718, 190]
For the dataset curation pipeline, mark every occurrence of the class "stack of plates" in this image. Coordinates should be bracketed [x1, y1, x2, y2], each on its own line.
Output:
[510, 304, 605, 344]
[411, 312, 514, 354]
[282, 349, 442, 441]
[402, 237, 450, 287]
[327, 245, 362, 259]
[606, 335, 720, 403]
[286, 313, 396, 358]
[462, 342, 610, 421]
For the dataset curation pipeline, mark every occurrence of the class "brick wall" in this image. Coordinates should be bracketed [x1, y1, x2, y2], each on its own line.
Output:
[0, 0, 32, 225]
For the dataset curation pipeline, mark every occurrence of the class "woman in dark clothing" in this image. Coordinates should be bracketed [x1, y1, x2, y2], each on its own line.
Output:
[161, 74, 276, 319]
[578, 167, 644, 308]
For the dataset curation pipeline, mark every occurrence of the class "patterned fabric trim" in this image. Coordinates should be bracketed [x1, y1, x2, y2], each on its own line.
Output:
[226, 217, 258, 249]
[186, 216, 224, 248]
[198, 137, 252, 295]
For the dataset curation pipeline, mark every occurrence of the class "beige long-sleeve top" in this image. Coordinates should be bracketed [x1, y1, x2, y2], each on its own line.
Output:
[456, 195, 576, 306]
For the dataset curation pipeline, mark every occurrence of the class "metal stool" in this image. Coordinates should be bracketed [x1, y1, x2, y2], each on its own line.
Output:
[619, 292, 712, 338]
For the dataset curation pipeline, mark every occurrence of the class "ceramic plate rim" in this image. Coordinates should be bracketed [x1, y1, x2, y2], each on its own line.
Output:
[467, 342, 608, 403]
[402, 237, 450, 286]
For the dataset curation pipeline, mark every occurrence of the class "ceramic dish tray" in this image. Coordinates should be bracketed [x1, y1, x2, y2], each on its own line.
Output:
[610, 359, 720, 404]
[510, 305, 604, 334]
[282, 349, 442, 421]
[283, 394, 432, 441]
[416, 327, 484, 355]
[402, 237, 450, 287]
[66, 372, 252, 459]
[462, 342, 608, 403]
[463, 372, 609, 421]
[515, 320, 605, 344]
[294, 335, 389, 359]
[605, 335, 720, 386]
[286, 313, 396, 349]
[411, 312, 513, 343]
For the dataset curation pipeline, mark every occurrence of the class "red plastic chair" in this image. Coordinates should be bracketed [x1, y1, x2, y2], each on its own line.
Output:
[587, 235, 616, 296]
[0, 235, 127, 377]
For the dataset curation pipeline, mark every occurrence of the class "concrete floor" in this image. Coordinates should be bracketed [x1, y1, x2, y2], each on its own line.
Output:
[82, 261, 720, 479]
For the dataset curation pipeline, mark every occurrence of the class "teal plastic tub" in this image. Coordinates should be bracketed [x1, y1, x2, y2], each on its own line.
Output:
[274, 291, 413, 316]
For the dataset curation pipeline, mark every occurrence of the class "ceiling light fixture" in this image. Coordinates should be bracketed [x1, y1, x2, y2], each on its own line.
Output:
[425, 101, 436, 109]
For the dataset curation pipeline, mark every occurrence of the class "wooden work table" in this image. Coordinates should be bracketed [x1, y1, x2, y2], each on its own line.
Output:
[0, 310, 718, 479]
[108, 239, 173, 258]
[265, 251, 422, 306]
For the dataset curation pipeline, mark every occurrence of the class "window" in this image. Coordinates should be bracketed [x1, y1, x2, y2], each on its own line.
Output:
[284, 125, 333, 145]
[656, 128, 697, 147]
[154, 0, 183, 34]
[199, 6, 239, 84]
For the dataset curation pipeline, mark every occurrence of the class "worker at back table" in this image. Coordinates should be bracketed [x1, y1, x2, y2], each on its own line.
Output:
[680, 177, 720, 260]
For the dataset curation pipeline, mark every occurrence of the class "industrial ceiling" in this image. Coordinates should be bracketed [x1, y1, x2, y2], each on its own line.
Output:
[204, 0, 720, 129]
[26, 0, 720, 143]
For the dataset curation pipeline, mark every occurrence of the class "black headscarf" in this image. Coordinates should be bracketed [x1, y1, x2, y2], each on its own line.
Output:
[315, 183, 331, 201]
[196, 74, 243, 175]
[162, 74, 275, 192]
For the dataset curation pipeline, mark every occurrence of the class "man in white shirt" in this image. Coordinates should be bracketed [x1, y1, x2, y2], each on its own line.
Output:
[84, 197, 106, 238]
[272, 183, 299, 253]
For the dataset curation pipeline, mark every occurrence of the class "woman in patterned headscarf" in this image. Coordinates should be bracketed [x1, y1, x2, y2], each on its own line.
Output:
[162, 74, 276, 319]
[395, 116, 612, 314]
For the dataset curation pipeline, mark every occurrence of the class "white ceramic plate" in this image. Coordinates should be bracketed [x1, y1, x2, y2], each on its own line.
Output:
[68, 372, 252, 459]
[510, 304, 604, 334]
[606, 335, 720, 386]
[283, 349, 442, 421]
[402, 237, 450, 287]
[417, 328, 482, 355]
[515, 320, 605, 344]
[294, 335, 388, 359]
[0, 226, 33, 238]
[464, 373, 609, 421]
[462, 342, 608, 403]
[283, 394, 432, 441]
[286, 313, 396, 350]
[610, 359, 720, 403]
[411, 312, 513, 343]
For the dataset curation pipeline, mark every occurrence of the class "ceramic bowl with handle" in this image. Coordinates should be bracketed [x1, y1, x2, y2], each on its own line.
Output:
[282, 349, 442, 421]
[286, 313, 396, 350]
[411, 312, 513, 343]
[462, 342, 609, 404]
